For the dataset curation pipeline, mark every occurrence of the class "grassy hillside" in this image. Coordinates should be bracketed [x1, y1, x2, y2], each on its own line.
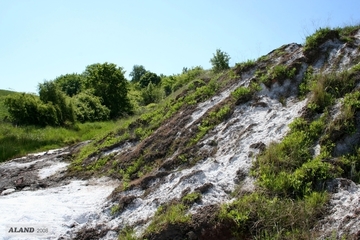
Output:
[2, 25, 360, 239]
[98, 25, 360, 239]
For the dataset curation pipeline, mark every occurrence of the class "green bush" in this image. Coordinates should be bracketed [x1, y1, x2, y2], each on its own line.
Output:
[182, 192, 201, 205]
[139, 71, 161, 88]
[337, 25, 360, 44]
[308, 71, 356, 113]
[235, 59, 256, 72]
[141, 82, 164, 105]
[260, 65, 296, 86]
[54, 73, 84, 97]
[231, 86, 252, 102]
[145, 203, 191, 235]
[299, 66, 314, 98]
[304, 27, 339, 53]
[4, 92, 75, 127]
[161, 66, 204, 94]
[219, 191, 328, 239]
[118, 226, 137, 240]
[253, 116, 327, 197]
[73, 91, 110, 122]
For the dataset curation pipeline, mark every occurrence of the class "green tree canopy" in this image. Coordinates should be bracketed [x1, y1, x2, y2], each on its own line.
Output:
[54, 73, 84, 97]
[38, 81, 75, 124]
[129, 65, 147, 82]
[73, 91, 110, 122]
[5, 91, 75, 126]
[139, 71, 161, 88]
[83, 62, 133, 118]
[210, 49, 231, 73]
[141, 82, 163, 105]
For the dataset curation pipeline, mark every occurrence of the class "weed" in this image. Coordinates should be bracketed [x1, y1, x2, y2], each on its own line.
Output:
[337, 25, 360, 44]
[304, 27, 338, 53]
[235, 59, 256, 73]
[306, 70, 357, 113]
[231, 86, 252, 103]
[259, 65, 296, 87]
[118, 226, 138, 240]
[182, 192, 201, 205]
[189, 104, 231, 145]
[299, 66, 314, 98]
[145, 203, 191, 235]
[219, 191, 328, 239]
[257, 54, 270, 62]
[110, 204, 121, 216]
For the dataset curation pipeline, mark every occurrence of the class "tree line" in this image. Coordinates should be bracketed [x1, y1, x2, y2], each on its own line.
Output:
[4, 49, 230, 127]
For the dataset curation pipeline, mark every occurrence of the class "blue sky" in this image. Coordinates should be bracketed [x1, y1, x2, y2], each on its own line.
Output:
[1, 0, 360, 93]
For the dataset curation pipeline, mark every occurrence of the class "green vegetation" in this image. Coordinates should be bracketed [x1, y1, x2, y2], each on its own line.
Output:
[1, 65, 206, 162]
[145, 203, 191, 235]
[182, 192, 202, 205]
[219, 191, 328, 239]
[4, 92, 74, 127]
[210, 49, 231, 73]
[257, 64, 296, 87]
[83, 62, 133, 118]
[141, 82, 164, 105]
[4, 62, 132, 127]
[0, 90, 16, 120]
[189, 104, 231, 146]
[118, 226, 138, 240]
[217, 115, 334, 238]
[217, 63, 360, 239]
[0, 120, 119, 162]
[73, 91, 110, 122]
[138, 71, 161, 88]
[2, 24, 360, 239]
[304, 27, 336, 53]
[253, 115, 334, 197]
[304, 25, 360, 56]
[141, 192, 201, 237]
[188, 81, 261, 147]
[69, 67, 222, 177]
[235, 59, 256, 72]
[129, 64, 147, 83]
[302, 67, 358, 113]
[54, 73, 84, 97]
[231, 82, 261, 104]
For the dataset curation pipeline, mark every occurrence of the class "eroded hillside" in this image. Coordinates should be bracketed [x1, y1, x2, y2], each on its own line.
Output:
[1, 26, 360, 240]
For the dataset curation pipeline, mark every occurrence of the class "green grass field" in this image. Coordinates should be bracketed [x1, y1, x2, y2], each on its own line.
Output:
[0, 89, 127, 162]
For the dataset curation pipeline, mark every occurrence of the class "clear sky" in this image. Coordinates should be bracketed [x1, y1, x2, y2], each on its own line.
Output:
[1, 0, 360, 93]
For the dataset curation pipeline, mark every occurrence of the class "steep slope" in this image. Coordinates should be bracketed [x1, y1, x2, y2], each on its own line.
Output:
[1, 26, 360, 240]
[75, 26, 360, 239]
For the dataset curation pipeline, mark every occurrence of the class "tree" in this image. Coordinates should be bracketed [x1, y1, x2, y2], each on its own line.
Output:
[38, 81, 76, 124]
[129, 65, 147, 82]
[161, 75, 176, 96]
[210, 49, 231, 73]
[139, 71, 161, 88]
[54, 73, 84, 97]
[5, 93, 43, 125]
[4, 91, 74, 126]
[141, 82, 163, 105]
[83, 62, 133, 118]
